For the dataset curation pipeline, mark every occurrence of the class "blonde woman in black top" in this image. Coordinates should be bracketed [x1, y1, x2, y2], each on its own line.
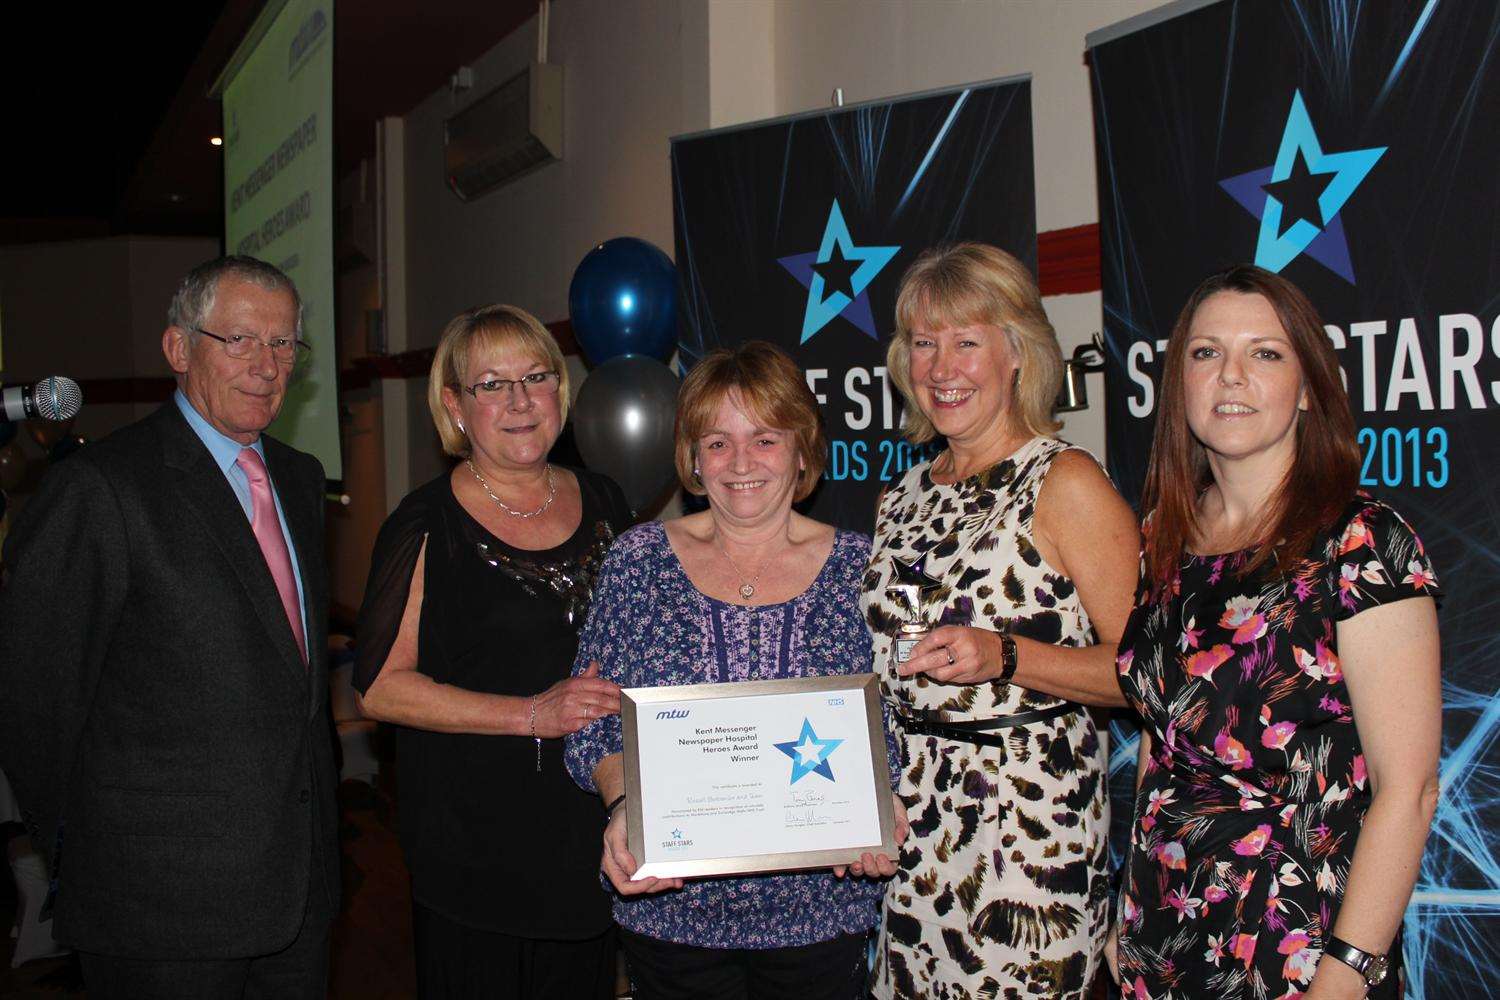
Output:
[355, 304, 630, 999]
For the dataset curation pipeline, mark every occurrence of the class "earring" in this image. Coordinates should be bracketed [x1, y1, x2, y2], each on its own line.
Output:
[458, 421, 466, 434]
[692, 466, 701, 484]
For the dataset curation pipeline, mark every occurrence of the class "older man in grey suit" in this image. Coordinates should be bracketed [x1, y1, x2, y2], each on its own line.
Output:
[0, 256, 339, 998]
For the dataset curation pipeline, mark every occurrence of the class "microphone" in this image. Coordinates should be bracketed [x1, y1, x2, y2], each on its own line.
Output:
[2, 376, 83, 422]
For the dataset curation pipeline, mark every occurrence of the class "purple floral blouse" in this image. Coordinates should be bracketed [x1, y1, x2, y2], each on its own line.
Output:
[564, 521, 896, 949]
[1115, 495, 1439, 998]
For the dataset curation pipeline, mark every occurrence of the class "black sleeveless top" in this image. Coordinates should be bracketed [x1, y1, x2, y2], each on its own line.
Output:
[354, 466, 632, 938]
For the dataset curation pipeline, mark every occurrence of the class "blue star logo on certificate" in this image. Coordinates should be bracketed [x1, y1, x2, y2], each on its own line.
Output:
[1219, 90, 1385, 284]
[671, 828, 683, 840]
[777, 199, 900, 343]
[773, 718, 844, 784]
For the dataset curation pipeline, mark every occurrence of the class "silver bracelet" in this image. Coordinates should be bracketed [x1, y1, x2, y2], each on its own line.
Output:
[529, 696, 541, 772]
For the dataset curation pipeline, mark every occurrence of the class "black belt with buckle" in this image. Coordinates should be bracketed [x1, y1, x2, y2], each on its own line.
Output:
[896, 703, 1079, 747]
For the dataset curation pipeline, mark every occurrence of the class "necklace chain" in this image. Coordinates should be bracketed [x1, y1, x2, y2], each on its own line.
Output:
[466, 460, 556, 518]
[712, 528, 787, 601]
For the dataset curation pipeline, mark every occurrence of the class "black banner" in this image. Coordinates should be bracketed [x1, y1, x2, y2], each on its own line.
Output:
[1090, 2, 1499, 995]
[671, 77, 1036, 532]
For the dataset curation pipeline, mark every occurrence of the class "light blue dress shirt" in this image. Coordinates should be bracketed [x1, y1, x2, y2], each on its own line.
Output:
[174, 390, 309, 645]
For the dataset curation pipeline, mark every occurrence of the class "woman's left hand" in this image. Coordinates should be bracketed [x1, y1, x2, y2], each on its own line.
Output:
[531, 662, 621, 738]
[833, 795, 909, 879]
[898, 626, 1004, 684]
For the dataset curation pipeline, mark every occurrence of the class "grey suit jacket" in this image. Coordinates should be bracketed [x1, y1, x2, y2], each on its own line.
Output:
[0, 402, 340, 958]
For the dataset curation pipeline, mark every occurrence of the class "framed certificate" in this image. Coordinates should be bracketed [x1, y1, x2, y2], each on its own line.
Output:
[621, 674, 896, 880]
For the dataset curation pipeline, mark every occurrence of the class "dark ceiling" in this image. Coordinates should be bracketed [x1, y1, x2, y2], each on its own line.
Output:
[1, 1, 538, 245]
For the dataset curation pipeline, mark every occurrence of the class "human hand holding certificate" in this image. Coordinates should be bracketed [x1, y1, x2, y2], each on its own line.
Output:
[621, 674, 895, 880]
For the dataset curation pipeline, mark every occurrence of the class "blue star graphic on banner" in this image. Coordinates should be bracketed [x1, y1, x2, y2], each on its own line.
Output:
[1218, 90, 1385, 284]
[773, 718, 843, 784]
[778, 199, 900, 343]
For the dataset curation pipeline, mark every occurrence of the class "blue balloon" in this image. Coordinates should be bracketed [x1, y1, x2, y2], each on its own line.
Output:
[568, 237, 678, 365]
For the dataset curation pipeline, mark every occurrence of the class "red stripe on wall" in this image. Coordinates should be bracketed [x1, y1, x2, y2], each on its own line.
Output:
[1037, 223, 1102, 296]
[76, 233, 1098, 405]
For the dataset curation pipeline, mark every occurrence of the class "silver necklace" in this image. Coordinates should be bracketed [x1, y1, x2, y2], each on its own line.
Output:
[712, 530, 786, 601]
[466, 460, 555, 518]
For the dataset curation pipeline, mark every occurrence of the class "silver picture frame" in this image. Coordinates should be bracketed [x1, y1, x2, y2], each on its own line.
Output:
[621, 673, 896, 880]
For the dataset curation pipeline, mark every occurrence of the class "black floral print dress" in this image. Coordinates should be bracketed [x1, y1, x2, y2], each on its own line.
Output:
[1115, 495, 1439, 999]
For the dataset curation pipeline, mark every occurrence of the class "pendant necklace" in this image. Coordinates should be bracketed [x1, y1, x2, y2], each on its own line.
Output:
[466, 460, 555, 518]
[712, 529, 786, 601]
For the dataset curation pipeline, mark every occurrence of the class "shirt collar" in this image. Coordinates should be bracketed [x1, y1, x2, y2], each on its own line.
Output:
[174, 389, 265, 476]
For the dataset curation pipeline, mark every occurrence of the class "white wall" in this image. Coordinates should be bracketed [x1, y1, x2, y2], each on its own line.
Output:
[762, 0, 1161, 233]
[704, 1, 775, 129]
[397, 0, 713, 493]
[393, 0, 1167, 473]
[402, 0, 711, 348]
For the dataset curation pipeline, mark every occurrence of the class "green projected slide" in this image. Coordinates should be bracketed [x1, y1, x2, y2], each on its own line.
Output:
[222, 0, 341, 480]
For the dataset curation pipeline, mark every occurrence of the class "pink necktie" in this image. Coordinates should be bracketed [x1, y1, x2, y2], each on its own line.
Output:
[237, 447, 307, 663]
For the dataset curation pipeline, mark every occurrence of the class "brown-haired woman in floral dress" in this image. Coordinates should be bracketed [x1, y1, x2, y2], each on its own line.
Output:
[1113, 266, 1441, 999]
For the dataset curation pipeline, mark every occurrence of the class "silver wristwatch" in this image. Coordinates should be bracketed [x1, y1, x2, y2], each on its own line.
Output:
[1325, 936, 1389, 987]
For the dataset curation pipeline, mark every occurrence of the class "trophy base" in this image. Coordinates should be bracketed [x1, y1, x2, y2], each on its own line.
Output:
[894, 629, 929, 664]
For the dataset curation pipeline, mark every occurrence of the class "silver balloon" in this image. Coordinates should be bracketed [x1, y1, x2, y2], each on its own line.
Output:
[572, 354, 680, 514]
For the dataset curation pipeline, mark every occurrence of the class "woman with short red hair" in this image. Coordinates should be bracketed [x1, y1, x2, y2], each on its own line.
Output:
[566, 340, 903, 1000]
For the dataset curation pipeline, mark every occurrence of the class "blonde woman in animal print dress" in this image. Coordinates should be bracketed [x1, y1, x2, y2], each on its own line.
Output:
[863, 244, 1139, 999]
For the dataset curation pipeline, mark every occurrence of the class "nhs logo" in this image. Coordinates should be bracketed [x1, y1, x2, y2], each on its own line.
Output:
[655, 708, 690, 720]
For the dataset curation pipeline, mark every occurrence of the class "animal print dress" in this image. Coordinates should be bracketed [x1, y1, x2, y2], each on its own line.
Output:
[863, 437, 1110, 1000]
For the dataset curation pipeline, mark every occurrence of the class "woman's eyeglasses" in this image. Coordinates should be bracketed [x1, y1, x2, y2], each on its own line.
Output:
[459, 370, 562, 402]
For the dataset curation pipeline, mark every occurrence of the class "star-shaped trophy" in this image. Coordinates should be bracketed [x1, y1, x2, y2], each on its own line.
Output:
[887, 556, 943, 665]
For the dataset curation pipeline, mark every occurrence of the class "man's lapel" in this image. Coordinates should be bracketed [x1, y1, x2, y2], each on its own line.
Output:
[158, 405, 309, 685]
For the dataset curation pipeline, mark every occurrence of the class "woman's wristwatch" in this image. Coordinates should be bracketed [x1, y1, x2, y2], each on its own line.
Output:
[1324, 936, 1389, 988]
[997, 633, 1018, 683]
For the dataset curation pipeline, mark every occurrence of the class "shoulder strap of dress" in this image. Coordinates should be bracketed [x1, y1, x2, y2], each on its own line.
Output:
[1008, 436, 1069, 496]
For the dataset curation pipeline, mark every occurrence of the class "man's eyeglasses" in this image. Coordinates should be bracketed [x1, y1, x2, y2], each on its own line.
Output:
[460, 371, 562, 402]
[194, 327, 311, 366]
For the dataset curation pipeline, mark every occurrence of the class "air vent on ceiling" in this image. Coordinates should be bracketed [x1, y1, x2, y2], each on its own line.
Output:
[444, 63, 563, 202]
